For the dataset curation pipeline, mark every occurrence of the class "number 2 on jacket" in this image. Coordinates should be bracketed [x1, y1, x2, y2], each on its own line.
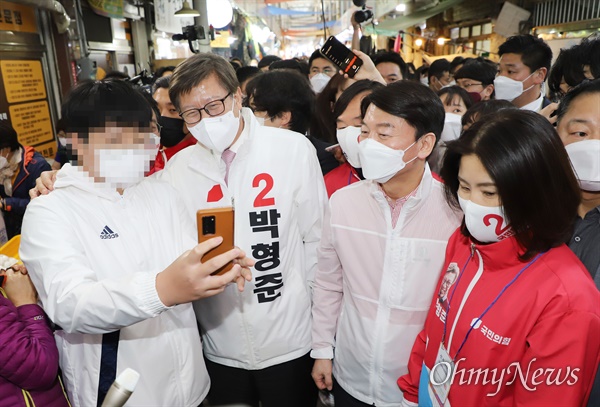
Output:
[253, 173, 275, 207]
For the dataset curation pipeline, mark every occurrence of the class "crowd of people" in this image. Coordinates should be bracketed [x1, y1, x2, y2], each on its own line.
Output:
[0, 32, 598, 407]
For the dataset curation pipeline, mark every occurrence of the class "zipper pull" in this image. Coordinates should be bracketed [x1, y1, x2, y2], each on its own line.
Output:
[231, 197, 235, 209]
[470, 243, 475, 255]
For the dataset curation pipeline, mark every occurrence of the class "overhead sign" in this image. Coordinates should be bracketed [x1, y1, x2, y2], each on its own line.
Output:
[0, 1, 36, 33]
[87, 0, 124, 19]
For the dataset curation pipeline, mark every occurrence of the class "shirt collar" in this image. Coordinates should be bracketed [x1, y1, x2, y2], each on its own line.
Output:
[520, 93, 544, 112]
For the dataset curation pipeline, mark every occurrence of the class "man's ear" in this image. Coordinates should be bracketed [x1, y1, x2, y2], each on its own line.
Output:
[534, 67, 547, 85]
[482, 84, 494, 99]
[279, 111, 292, 128]
[417, 132, 437, 159]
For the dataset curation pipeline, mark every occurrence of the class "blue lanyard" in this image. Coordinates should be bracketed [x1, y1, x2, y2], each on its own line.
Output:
[442, 250, 543, 361]
[347, 169, 354, 185]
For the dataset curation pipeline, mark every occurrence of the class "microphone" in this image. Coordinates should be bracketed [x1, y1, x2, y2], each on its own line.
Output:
[101, 368, 140, 407]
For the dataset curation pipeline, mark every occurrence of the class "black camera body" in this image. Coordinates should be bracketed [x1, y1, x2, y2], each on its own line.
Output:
[352, 0, 373, 24]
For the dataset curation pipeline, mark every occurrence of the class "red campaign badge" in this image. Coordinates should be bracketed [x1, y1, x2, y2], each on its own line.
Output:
[207, 184, 224, 202]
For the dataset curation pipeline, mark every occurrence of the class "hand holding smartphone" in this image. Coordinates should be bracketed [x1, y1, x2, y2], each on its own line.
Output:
[196, 207, 235, 275]
[320, 36, 363, 78]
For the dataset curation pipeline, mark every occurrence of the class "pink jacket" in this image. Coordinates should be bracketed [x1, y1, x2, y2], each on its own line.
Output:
[311, 165, 462, 406]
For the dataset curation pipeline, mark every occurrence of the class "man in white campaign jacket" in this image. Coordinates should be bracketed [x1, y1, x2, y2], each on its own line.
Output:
[19, 80, 252, 407]
[311, 81, 462, 406]
[155, 53, 327, 406]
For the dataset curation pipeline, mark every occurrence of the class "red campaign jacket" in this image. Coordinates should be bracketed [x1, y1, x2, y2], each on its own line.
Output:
[398, 230, 600, 406]
[147, 137, 197, 176]
[324, 162, 360, 198]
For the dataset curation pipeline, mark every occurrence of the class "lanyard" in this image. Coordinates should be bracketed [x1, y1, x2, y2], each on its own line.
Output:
[442, 250, 543, 361]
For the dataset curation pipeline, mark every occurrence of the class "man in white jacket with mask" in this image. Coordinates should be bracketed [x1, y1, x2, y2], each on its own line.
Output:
[311, 81, 462, 406]
[19, 79, 253, 407]
[29, 54, 327, 407]
[162, 53, 327, 406]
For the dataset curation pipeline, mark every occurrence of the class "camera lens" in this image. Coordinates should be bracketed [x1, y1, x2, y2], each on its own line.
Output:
[202, 216, 216, 235]
[354, 9, 373, 24]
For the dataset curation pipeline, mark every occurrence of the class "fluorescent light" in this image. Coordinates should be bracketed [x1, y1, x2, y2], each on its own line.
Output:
[415, 38, 423, 47]
[437, 37, 446, 45]
[396, 4, 406, 12]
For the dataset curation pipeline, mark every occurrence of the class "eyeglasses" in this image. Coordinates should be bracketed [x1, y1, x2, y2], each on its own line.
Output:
[151, 120, 162, 136]
[179, 93, 232, 125]
[457, 81, 483, 89]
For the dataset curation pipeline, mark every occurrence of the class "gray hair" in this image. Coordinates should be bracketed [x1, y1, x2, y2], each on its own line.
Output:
[168, 53, 239, 111]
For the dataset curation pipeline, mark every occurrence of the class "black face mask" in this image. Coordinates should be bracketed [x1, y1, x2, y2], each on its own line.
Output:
[158, 116, 186, 148]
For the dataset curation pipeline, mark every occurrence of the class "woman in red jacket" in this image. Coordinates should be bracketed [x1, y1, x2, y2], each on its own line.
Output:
[0, 265, 70, 407]
[398, 110, 600, 406]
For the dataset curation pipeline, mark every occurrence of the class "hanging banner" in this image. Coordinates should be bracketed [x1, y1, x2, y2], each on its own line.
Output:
[87, 0, 124, 19]
[0, 60, 56, 158]
[154, 0, 194, 34]
[0, 1, 37, 33]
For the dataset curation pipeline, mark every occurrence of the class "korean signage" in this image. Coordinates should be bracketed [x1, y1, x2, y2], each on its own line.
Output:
[0, 1, 36, 33]
[0, 60, 55, 158]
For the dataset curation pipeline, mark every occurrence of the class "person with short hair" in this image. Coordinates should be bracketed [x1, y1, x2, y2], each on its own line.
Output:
[165, 53, 326, 407]
[556, 78, 600, 407]
[324, 80, 384, 197]
[428, 86, 473, 174]
[235, 66, 261, 98]
[257, 55, 281, 72]
[428, 59, 453, 92]
[311, 81, 462, 406]
[460, 99, 517, 131]
[0, 122, 51, 239]
[373, 51, 408, 84]
[398, 110, 600, 406]
[148, 76, 196, 175]
[547, 46, 587, 101]
[454, 58, 497, 102]
[495, 34, 553, 110]
[20, 79, 252, 407]
[245, 69, 314, 134]
[308, 49, 338, 93]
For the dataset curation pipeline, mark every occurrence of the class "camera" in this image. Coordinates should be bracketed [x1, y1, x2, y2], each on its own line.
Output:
[172, 25, 207, 54]
[352, 0, 373, 24]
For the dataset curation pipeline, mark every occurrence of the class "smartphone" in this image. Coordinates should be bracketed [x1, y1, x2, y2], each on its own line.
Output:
[196, 207, 235, 275]
[324, 143, 340, 152]
[320, 36, 363, 78]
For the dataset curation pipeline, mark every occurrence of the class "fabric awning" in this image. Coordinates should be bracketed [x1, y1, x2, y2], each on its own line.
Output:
[364, 0, 466, 37]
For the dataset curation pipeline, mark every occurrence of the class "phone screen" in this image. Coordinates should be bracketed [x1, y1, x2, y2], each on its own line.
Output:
[320, 36, 362, 78]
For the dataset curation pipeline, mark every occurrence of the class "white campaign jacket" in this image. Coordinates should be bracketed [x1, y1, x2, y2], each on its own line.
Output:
[311, 165, 462, 406]
[156, 108, 327, 369]
[20, 164, 208, 407]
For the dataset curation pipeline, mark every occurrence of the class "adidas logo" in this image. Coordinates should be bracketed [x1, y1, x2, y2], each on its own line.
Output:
[100, 225, 119, 240]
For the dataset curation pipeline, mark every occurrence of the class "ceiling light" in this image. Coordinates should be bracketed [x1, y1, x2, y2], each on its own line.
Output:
[175, 1, 200, 18]
[437, 37, 446, 45]
[396, 4, 406, 12]
[415, 38, 423, 47]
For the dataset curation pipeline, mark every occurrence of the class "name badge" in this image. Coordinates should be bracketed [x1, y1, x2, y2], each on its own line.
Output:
[428, 343, 454, 406]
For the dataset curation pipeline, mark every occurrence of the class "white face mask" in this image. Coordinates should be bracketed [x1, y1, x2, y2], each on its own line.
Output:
[310, 73, 331, 93]
[441, 80, 457, 89]
[59, 137, 68, 146]
[565, 140, 600, 191]
[493, 72, 535, 101]
[358, 138, 417, 184]
[96, 146, 155, 189]
[188, 99, 240, 153]
[420, 77, 429, 86]
[440, 113, 463, 143]
[336, 126, 362, 168]
[458, 195, 513, 243]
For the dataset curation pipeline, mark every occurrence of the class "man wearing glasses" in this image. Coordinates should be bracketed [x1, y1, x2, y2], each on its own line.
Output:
[454, 58, 497, 103]
[163, 53, 326, 407]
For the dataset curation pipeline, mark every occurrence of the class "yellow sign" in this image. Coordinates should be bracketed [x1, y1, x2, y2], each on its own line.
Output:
[0, 60, 47, 104]
[33, 140, 57, 159]
[0, 1, 36, 33]
[8, 100, 53, 147]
